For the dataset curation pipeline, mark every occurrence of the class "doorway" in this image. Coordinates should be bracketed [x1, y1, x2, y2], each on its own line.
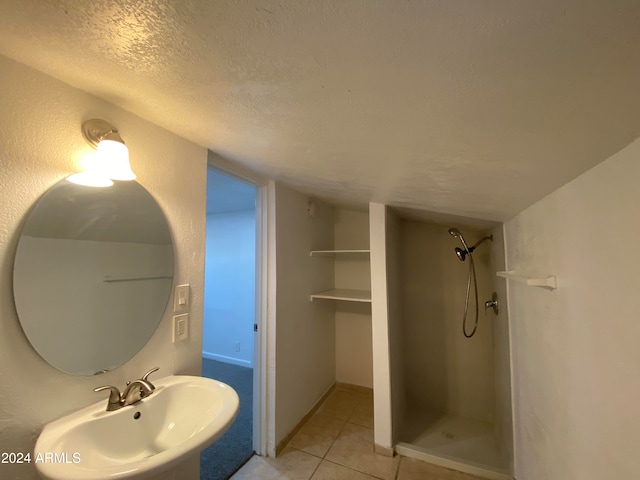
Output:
[200, 167, 259, 480]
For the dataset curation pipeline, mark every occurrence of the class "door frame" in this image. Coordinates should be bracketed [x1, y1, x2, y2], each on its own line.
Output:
[206, 151, 273, 456]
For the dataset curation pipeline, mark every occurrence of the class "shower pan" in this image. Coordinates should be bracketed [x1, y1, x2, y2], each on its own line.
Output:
[390, 220, 512, 480]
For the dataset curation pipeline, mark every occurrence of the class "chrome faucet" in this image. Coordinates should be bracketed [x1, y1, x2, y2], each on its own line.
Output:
[93, 385, 122, 411]
[121, 376, 156, 405]
[94, 367, 159, 411]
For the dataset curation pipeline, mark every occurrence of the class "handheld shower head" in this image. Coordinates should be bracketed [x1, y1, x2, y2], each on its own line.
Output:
[449, 227, 470, 260]
[448, 228, 463, 238]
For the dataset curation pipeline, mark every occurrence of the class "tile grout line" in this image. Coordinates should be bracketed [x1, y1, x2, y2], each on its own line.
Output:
[284, 388, 380, 480]
[288, 413, 350, 480]
[324, 413, 349, 459]
[394, 456, 402, 480]
[306, 455, 322, 480]
[322, 458, 388, 480]
[323, 419, 395, 480]
[316, 396, 362, 479]
[324, 393, 387, 479]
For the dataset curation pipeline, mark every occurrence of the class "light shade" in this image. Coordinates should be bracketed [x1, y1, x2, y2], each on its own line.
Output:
[96, 139, 136, 181]
[66, 171, 113, 187]
[68, 119, 136, 187]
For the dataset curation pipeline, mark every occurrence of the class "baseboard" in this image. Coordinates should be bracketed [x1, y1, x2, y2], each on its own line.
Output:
[374, 443, 395, 457]
[335, 382, 373, 395]
[275, 383, 336, 457]
[202, 351, 253, 368]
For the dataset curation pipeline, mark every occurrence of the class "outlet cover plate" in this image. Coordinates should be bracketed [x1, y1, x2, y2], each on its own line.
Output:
[173, 313, 189, 342]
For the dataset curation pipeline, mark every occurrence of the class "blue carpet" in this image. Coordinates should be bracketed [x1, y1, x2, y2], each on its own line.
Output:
[200, 358, 254, 480]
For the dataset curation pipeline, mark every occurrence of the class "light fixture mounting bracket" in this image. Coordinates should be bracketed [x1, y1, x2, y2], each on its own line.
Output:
[81, 119, 123, 148]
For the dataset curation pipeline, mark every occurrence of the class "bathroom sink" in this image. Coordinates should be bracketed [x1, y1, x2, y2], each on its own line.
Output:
[35, 375, 239, 480]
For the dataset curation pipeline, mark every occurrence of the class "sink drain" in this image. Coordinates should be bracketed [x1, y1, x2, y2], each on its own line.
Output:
[133, 412, 141, 420]
[441, 431, 455, 439]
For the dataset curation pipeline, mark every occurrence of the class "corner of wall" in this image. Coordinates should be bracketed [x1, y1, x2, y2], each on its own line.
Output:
[273, 182, 336, 446]
[491, 224, 515, 473]
[369, 203, 394, 448]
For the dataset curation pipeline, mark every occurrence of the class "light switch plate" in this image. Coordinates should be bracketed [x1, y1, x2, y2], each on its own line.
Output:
[173, 313, 189, 342]
[174, 284, 190, 313]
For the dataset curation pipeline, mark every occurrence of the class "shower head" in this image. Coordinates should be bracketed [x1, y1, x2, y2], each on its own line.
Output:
[449, 228, 493, 262]
[455, 247, 468, 262]
[448, 228, 463, 238]
[449, 227, 471, 262]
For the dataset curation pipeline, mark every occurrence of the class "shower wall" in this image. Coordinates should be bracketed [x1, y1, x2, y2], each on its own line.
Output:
[399, 221, 496, 422]
[490, 226, 514, 471]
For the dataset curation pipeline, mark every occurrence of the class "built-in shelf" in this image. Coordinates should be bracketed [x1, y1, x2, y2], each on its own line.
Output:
[103, 274, 172, 283]
[310, 249, 371, 303]
[496, 271, 557, 290]
[309, 288, 372, 303]
[310, 249, 370, 258]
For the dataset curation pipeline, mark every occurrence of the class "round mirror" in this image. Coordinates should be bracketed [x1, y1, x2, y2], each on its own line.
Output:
[13, 179, 174, 375]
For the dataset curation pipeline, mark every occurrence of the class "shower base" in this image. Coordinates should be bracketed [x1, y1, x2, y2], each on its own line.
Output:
[396, 409, 511, 480]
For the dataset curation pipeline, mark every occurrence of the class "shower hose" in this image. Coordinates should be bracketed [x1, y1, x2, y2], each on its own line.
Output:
[462, 254, 479, 338]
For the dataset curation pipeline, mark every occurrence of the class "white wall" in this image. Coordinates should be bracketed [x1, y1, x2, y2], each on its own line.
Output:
[504, 136, 640, 479]
[369, 203, 395, 450]
[0, 55, 207, 480]
[334, 208, 372, 388]
[274, 186, 335, 447]
[399, 221, 495, 422]
[204, 210, 256, 367]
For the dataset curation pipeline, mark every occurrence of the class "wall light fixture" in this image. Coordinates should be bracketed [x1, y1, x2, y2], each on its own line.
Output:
[67, 119, 136, 187]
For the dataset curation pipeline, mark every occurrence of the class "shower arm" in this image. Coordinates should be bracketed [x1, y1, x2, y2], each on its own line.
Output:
[469, 235, 493, 251]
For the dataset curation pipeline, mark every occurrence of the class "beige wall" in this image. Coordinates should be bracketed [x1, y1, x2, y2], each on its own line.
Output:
[504, 136, 640, 479]
[334, 208, 372, 388]
[0, 55, 207, 479]
[385, 207, 405, 444]
[490, 226, 514, 471]
[274, 186, 335, 446]
[399, 221, 496, 422]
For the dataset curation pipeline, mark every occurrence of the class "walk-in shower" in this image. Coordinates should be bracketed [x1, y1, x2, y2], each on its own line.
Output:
[448, 228, 493, 338]
[391, 220, 512, 480]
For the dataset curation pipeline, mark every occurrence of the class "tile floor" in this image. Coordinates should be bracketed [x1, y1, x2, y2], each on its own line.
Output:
[230, 385, 486, 480]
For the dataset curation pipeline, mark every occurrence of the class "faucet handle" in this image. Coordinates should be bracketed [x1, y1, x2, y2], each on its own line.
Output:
[94, 385, 122, 411]
[141, 367, 159, 388]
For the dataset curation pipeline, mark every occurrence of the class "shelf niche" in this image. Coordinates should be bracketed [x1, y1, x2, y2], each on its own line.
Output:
[309, 288, 372, 303]
[310, 249, 370, 258]
[309, 249, 371, 303]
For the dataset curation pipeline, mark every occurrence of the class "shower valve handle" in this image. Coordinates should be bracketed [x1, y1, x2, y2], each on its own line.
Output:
[484, 292, 499, 315]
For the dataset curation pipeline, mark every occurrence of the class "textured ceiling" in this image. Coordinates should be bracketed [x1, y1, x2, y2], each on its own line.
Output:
[0, 0, 639, 223]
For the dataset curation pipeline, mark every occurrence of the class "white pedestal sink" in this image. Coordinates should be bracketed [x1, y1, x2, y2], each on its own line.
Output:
[34, 375, 239, 480]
